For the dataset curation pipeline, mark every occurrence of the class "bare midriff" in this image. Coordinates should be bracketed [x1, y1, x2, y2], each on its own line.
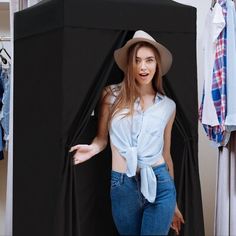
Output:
[110, 142, 165, 174]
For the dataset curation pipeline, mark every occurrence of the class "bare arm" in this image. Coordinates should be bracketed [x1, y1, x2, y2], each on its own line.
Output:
[163, 109, 185, 234]
[70, 86, 112, 165]
[162, 110, 176, 178]
[90, 86, 111, 154]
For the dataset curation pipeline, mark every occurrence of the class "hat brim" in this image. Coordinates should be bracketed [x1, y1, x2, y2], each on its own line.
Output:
[114, 37, 172, 76]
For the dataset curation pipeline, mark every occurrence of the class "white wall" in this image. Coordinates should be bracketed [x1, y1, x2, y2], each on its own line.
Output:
[0, 152, 7, 235]
[173, 1, 218, 236]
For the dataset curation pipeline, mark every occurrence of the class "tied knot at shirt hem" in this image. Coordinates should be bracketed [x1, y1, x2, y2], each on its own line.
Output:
[121, 146, 159, 203]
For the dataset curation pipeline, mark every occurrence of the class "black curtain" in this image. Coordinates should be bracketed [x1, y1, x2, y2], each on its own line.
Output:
[14, 1, 204, 236]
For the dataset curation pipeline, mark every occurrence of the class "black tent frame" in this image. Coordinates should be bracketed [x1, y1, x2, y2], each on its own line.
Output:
[14, 1, 204, 235]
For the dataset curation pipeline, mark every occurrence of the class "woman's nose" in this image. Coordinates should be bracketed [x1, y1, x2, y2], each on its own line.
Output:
[140, 61, 147, 70]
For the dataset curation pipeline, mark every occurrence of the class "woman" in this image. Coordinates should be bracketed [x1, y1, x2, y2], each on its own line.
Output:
[70, 30, 184, 235]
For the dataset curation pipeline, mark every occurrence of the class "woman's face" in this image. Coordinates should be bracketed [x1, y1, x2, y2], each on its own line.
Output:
[134, 46, 157, 86]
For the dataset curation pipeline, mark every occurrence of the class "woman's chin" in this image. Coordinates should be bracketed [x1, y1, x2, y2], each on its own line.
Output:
[136, 78, 152, 85]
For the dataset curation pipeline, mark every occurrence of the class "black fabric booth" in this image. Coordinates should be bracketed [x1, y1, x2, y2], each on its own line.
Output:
[14, 0, 204, 236]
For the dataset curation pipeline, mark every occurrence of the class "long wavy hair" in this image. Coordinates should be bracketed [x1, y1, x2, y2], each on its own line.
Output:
[107, 42, 165, 128]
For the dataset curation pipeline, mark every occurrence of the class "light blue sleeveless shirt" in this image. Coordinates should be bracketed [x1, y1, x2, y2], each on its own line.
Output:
[108, 84, 176, 203]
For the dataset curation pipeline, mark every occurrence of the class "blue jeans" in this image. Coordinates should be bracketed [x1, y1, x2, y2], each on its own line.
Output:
[110, 163, 176, 235]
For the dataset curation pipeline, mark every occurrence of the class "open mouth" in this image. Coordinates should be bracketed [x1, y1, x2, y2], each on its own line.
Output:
[139, 73, 149, 79]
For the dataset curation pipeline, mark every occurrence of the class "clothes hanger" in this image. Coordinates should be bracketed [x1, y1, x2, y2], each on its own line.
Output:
[0, 47, 11, 61]
[211, 0, 217, 10]
[0, 37, 11, 59]
[0, 55, 8, 65]
[0, 48, 11, 61]
[0, 37, 11, 64]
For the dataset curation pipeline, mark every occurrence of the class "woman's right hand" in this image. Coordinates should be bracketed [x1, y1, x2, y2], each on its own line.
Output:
[69, 144, 96, 165]
[69, 86, 110, 165]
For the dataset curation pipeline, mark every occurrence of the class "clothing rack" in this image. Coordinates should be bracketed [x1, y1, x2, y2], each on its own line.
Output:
[0, 36, 11, 62]
[0, 36, 11, 42]
[211, 0, 236, 9]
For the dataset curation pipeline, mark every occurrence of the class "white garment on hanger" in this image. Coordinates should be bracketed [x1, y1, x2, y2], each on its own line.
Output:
[201, 3, 225, 126]
[215, 132, 236, 236]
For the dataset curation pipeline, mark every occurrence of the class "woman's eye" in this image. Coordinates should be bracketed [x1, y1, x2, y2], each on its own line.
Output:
[146, 59, 154, 63]
[136, 59, 141, 64]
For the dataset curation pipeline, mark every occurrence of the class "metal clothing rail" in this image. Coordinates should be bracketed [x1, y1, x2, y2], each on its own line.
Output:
[0, 36, 11, 41]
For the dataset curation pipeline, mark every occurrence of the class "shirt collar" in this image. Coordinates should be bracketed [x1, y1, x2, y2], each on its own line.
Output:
[135, 92, 164, 104]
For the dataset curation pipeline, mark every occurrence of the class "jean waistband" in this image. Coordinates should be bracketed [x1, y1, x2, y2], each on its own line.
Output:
[111, 162, 167, 178]
[152, 163, 167, 174]
[152, 155, 165, 166]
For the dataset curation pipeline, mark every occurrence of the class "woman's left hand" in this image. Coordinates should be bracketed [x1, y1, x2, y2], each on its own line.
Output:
[170, 205, 185, 235]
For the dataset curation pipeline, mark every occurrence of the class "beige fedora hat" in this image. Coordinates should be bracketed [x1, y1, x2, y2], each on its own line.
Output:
[114, 30, 173, 76]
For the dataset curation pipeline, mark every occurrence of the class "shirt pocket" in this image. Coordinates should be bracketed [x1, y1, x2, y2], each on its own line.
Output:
[145, 116, 164, 137]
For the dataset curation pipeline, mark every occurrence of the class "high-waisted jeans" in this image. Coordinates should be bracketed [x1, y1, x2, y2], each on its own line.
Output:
[110, 163, 176, 236]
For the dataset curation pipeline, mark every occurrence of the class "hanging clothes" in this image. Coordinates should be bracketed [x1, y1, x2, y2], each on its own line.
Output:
[199, 0, 228, 146]
[225, 0, 236, 132]
[0, 64, 11, 148]
[200, 2, 225, 127]
[0, 64, 4, 160]
[215, 2, 236, 234]
[0, 44, 11, 154]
